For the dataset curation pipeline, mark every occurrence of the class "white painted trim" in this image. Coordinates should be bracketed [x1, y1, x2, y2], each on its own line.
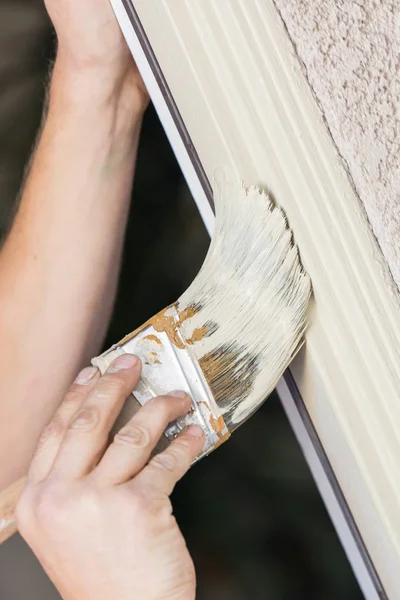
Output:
[109, 1, 400, 597]
[277, 377, 380, 600]
[124, 3, 400, 596]
[109, 0, 215, 236]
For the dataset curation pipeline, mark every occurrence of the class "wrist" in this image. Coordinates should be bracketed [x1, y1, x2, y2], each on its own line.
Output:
[43, 58, 147, 168]
[49, 56, 149, 129]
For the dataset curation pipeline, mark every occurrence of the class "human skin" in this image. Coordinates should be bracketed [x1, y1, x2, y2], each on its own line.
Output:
[0, 0, 149, 489]
[16, 354, 205, 600]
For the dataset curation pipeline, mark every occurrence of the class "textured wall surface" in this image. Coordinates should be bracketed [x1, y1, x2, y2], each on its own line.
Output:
[274, 0, 400, 290]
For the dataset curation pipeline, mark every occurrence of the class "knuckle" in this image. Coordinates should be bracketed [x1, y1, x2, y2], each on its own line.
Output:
[33, 481, 71, 525]
[167, 445, 191, 472]
[62, 388, 86, 408]
[114, 424, 151, 449]
[94, 376, 126, 399]
[151, 451, 179, 473]
[148, 395, 171, 419]
[69, 406, 100, 431]
[36, 416, 64, 450]
[17, 483, 59, 531]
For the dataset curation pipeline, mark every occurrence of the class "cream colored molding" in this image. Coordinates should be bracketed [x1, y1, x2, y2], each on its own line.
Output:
[277, 376, 382, 599]
[113, 0, 400, 596]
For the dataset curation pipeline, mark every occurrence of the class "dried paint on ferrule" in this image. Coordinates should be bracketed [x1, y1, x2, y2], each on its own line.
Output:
[92, 305, 230, 461]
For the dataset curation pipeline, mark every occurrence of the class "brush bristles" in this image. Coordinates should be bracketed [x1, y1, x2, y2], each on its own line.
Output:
[177, 175, 312, 429]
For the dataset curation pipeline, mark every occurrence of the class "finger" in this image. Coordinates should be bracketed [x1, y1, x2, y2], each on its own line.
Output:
[28, 367, 99, 483]
[95, 392, 191, 484]
[51, 354, 141, 480]
[134, 425, 205, 496]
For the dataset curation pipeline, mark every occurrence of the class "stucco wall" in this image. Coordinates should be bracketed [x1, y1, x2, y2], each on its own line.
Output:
[274, 0, 400, 291]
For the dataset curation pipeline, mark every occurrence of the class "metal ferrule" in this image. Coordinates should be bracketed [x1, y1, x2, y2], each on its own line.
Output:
[92, 311, 229, 461]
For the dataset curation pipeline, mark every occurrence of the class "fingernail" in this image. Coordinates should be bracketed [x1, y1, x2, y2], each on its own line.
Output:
[108, 354, 139, 372]
[169, 390, 188, 399]
[186, 425, 204, 438]
[75, 366, 98, 385]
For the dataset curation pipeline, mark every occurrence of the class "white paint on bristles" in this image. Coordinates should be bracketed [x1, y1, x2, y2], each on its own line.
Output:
[178, 170, 312, 426]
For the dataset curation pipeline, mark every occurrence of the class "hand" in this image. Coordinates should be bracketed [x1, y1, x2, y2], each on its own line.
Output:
[45, 0, 148, 109]
[16, 354, 205, 600]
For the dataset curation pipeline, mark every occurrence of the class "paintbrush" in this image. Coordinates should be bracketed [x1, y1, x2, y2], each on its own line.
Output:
[92, 169, 312, 458]
[0, 170, 311, 543]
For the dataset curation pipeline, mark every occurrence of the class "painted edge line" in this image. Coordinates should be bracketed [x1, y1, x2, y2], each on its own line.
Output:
[280, 372, 386, 599]
[121, 0, 215, 213]
[114, 1, 387, 597]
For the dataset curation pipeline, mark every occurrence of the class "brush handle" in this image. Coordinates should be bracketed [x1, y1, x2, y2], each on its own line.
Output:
[0, 476, 26, 545]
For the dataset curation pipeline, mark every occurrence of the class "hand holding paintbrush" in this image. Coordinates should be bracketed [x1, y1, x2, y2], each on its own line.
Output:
[8, 356, 205, 600]
[0, 171, 311, 546]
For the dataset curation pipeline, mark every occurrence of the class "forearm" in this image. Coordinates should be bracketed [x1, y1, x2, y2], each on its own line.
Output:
[0, 60, 146, 488]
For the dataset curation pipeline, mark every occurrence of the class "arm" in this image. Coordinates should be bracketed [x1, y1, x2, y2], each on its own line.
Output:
[0, 0, 149, 489]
